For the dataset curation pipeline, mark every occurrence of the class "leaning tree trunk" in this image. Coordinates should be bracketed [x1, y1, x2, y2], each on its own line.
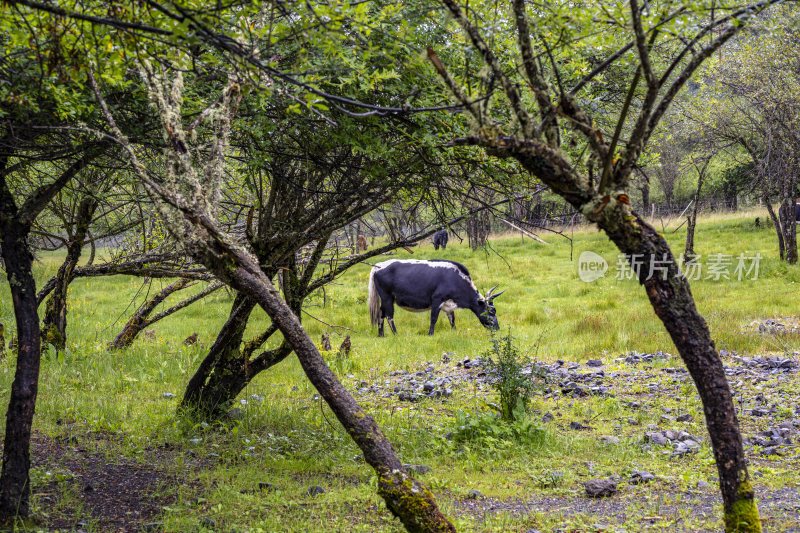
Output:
[110, 278, 192, 349]
[595, 205, 757, 531]
[41, 197, 97, 350]
[206, 249, 456, 532]
[181, 293, 256, 415]
[0, 224, 41, 520]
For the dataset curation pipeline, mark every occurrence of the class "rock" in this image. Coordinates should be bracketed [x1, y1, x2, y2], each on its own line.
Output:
[584, 478, 618, 498]
[627, 418, 640, 426]
[672, 440, 699, 457]
[259, 482, 276, 492]
[423, 381, 436, 393]
[586, 359, 603, 367]
[307, 485, 326, 496]
[600, 435, 620, 445]
[466, 489, 483, 500]
[696, 481, 709, 489]
[645, 432, 668, 446]
[403, 464, 431, 475]
[249, 394, 264, 404]
[630, 470, 655, 484]
[161, 392, 176, 399]
[227, 407, 244, 420]
[570, 421, 590, 430]
[443, 388, 453, 397]
[663, 430, 679, 441]
[542, 412, 554, 423]
[676, 413, 693, 422]
[398, 392, 419, 402]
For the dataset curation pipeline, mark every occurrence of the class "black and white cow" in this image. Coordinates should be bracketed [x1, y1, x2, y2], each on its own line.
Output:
[367, 259, 503, 336]
[432, 229, 449, 250]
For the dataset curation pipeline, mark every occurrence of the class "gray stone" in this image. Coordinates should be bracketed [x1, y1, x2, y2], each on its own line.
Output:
[307, 485, 326, 496]
[227, 407, 244, 420]
[542, 412, 554, 423]
[161, 392, 176, 399]
[570, 421, 590, 430]
[584, 478, 618, 498]
[423, 381, 436, 393]
[403, 464, 432, 475]
[629, 470, 655, 484]
[645, 432, 668, 446]
[676, 413, 693, 422]
[586, 359, 604, 367]
[466, 489, 483, 500]
[600, 435, 620, 445]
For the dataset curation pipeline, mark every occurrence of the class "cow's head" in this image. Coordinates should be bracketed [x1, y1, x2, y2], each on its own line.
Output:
[476, 285, 504, 330]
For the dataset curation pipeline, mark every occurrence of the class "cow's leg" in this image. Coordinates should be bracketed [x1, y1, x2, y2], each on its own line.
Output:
[376, 285, 395, 336]
[446, 311, 455, 329]
[428, 305, 442, 336]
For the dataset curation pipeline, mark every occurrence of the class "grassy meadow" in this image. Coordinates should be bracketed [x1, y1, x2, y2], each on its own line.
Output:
[1, 209, 799, 532]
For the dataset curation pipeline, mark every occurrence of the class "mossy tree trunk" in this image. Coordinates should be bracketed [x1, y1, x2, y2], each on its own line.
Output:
[181, 293, 256, 415]
[110, 278, 193, 350]
[0, 142, 104, 522]
[430, 0, 768, 529]
[41, 196, 98, 350]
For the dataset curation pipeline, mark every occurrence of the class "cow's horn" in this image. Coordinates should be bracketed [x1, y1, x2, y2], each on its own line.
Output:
[488, 289, 505, 300]
[485, 284, 499, 298]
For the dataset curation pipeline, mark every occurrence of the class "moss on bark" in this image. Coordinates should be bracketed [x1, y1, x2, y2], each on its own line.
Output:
[724, 478, 761, 533]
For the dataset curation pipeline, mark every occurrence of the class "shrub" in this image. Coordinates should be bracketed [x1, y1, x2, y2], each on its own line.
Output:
[483, 331, 539, 421]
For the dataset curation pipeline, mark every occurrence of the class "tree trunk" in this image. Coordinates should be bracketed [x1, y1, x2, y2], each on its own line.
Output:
[110, 278, 192, 349]
[685, 167, 706, 260]
[181, 293, 257, 415]
[41, 197, 97, 350]
[0, 225, 40, 520]
[765, 196, 784, 260]
[598, 207, 758, 532]
[778, 199, 797, 264]
[209, 251, 456, 532]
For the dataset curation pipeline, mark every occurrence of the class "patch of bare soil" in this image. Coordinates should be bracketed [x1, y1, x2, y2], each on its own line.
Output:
[29, 434, 192, 532]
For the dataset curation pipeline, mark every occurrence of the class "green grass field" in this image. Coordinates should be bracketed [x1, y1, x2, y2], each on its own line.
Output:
[1, 210, 799, 532]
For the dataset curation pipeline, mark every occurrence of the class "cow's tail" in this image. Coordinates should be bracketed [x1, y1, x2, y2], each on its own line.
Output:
[368, 267, 381, 327]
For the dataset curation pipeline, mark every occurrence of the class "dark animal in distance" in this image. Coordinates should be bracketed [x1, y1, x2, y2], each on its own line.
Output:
[432, 229, 449, 250]
[368, 259, 503, 336]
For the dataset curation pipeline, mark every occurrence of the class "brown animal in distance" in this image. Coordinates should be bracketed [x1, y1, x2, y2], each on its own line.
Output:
[357, 234, 368, 252]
